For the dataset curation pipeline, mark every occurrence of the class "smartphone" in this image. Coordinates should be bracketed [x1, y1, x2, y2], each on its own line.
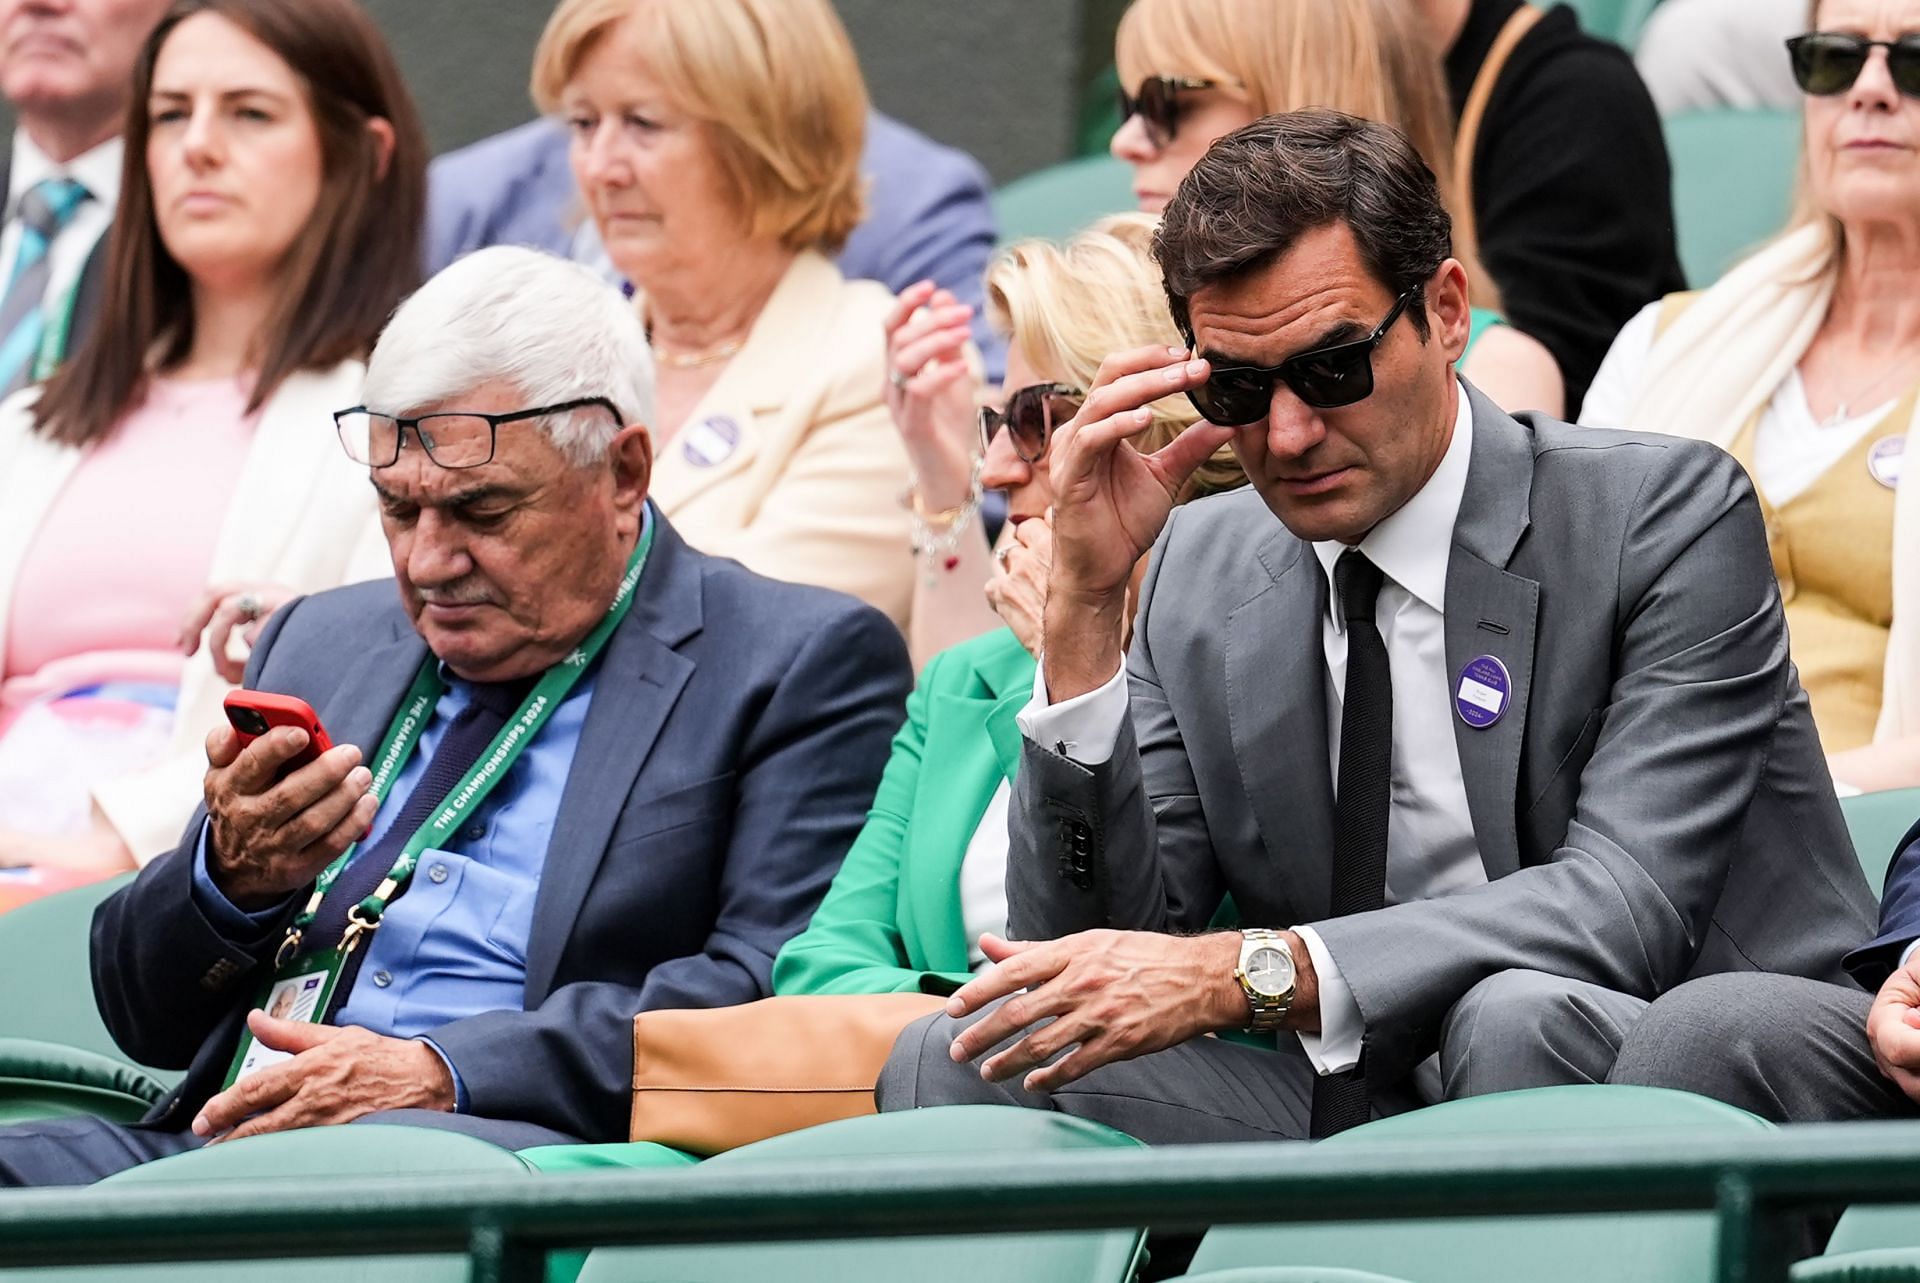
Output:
[222, 691, 335, 778]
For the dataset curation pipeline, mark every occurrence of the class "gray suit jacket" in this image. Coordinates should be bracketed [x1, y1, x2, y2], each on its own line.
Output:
[1011, 384, 1877, 1093]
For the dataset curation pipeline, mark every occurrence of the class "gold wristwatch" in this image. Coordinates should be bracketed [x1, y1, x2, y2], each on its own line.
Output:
[1234, 929, 1296, 1032]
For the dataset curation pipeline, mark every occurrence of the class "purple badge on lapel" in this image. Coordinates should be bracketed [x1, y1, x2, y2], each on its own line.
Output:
[1455, 655, 1511, 729]
[1869, 436, 1905, 490]
[682, 416, 741, 468]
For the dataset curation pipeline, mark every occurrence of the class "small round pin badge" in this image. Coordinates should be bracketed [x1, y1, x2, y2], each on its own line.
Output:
[682, 415, 741, 468]
[1455, 655, 1512, 729]
[1869, 436, 1905, 490]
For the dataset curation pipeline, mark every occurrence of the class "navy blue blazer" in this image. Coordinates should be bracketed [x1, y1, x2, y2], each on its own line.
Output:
[1846, 817, 1920, 990]
[90, 514, 912, 1141]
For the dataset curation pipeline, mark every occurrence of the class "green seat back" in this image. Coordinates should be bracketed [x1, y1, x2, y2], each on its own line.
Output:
[1663, 108, 1802, 288]
[577, 1106, 1145, 1283]
[1824, 1206, 1920, 1259]
[1188, 1085, 1771, 1283]
[1177, 1272, 1421, 1283]
[1841, 787, 1920, 892]
[992, 155, 1135, 246]
[0, 1037, 168, 1125]
[1793, 1247, 1920, 1281]
[0, 875, 175, 1082]
[0, 1126, 531, 1283]
[517, 1140, 696, 1172]
[1555, 0, 1661, 46]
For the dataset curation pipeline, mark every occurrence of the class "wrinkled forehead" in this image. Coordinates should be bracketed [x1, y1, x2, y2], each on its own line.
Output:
[1185, 232, 1394, 365]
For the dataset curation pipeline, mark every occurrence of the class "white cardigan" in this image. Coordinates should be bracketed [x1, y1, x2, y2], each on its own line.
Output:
[0, 361, 391, 862]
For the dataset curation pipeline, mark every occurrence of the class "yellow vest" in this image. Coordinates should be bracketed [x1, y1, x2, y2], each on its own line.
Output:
[1725, 398, 1904, 753]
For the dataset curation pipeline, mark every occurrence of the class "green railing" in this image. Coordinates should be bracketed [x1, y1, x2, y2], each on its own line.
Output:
[7, 1122, 1920, 1282]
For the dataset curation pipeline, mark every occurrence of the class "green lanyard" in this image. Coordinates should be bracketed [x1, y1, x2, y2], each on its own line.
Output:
[274, 521, 655, 966]
[29, 276, 81, 383]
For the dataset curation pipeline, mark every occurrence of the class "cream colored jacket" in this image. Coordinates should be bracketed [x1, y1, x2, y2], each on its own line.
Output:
[646, 251, 914, 628]
[0, 361, 390, 863]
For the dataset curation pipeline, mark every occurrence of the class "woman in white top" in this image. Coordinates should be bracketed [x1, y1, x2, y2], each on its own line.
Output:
[0, 0, 422, 881]
[1582, 0, 1920, 788]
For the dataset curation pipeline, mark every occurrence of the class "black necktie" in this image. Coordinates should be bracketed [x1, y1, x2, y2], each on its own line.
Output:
[305, 676, 534, 954]
[1309, 550, 1392, 1139]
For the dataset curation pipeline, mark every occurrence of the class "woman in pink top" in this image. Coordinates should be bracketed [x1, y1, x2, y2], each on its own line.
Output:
[0, 0, 427, 885]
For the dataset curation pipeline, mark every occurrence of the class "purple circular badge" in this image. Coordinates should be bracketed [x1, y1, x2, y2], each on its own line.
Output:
[682, 415, 741, 468]
[1455, 655, 1512, 729]
[1869, 436, 1905, 490]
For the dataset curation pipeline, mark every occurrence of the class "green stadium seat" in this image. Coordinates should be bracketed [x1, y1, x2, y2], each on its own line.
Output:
[517, 1140, 697, 1172]
[1555, 0, 1661, 46]
[1662, 108, 1802, 288]
[992, 155, 1135, 246]
[575, 1106, 1146, 1283]
[1793, 1247, 1920, 1281]
[1841, 787, 1920, 893]
[1176, 1272, 1421, 1283]
[1187, 1085, 1770, 1283]
[0, 1126, 532, 1282]
[0, 874, 181, 1110]
[1817, 1202, 1920, 1262]
[0, 1037, 167, 1125]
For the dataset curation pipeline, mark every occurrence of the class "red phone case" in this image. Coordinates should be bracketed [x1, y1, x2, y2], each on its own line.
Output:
[222, 690, 336, 774]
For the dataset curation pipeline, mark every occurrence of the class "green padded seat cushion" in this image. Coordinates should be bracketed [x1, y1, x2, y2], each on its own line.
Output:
[103, 1122, 533, 1185]
[1794, 1248, 1920, 1282]
[710, 1104, 1140, 1163]
[1178, 1271, 1422, 1283]
[517, 1141, 696, 1172]
[0, 1037, 169, 1125]
[1841, 787, 1920, 892]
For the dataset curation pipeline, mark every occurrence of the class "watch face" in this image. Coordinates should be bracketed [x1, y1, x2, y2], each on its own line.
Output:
[1244, 946, 1293, 998]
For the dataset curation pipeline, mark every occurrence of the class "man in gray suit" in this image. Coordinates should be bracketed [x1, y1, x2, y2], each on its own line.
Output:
[877, 110, 1875, 1143]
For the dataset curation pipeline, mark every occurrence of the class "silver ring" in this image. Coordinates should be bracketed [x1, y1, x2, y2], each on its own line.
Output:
[889, 366, 910, 391]
[234, 592, 261, 622]
[995, 546, 1011, 566]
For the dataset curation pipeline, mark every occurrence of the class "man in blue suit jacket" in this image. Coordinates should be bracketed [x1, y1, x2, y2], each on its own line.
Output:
[0, 246, 911, 1185]
[427, 111, 1006, 379]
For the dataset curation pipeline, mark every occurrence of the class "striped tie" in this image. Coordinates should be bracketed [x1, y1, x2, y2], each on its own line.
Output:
[0, 177, 90, 398]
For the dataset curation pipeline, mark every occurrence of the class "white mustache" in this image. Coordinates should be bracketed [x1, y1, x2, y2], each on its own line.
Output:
[416, 583, 500, 608]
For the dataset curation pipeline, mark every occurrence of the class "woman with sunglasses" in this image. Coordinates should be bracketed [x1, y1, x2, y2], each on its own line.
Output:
[1582, 0, 1920, 788]
[1104, 0, 1564, 422]
[775, 214, 1244, 998]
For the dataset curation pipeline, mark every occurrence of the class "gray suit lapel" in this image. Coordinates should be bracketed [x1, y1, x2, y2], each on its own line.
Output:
[1227, 527, 1336, 923]
[523, 517, 701, 1001]
[1444, 384, 1541, 881]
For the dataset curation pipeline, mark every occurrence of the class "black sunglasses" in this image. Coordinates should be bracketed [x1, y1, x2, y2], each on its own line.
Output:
[978, 382, 1083, 464]
[1116, 76, 1219, 150]
[1788, 32, 1920, 96]
[1185, 289, 1417, 426]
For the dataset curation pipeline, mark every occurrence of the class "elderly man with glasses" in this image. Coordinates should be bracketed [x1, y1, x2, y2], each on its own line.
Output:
[0, 246, 911, 1185]
[877, 110, 1874, 1144]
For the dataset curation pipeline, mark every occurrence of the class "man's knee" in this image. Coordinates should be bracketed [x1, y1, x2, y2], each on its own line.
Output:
[1442, 969, 1644, 1098]
[1607, 973, 1760, 1095]
[876, 1009, 1014, 1112]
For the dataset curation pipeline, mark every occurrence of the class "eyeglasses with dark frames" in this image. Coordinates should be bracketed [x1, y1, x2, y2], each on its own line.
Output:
[334, 397, 623, 469]
[1184, 289, 1418, 427]
[978, 382, 1084, 464]
[1788, 32, 1920, 96]
[1116, 75, 1220, 150]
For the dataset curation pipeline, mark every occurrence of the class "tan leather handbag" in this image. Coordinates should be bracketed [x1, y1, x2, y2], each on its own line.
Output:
[630, 992, 950, 1154]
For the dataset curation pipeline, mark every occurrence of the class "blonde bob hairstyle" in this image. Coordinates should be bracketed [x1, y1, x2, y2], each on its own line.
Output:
[989, 213, 1245, 502]
[1116, 0, 1500, 310]
[531, 0, 868, 253]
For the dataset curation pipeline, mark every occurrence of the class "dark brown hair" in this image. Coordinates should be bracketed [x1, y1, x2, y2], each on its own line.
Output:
[1153, 108, 1453, 343]
[32, 0, 427, 447]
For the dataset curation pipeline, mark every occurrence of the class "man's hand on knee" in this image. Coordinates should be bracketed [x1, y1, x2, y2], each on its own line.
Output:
[191, 1011, 455, 1143]
[943, 929, 1249, 1093]
[1867, 957, 1920, 1102]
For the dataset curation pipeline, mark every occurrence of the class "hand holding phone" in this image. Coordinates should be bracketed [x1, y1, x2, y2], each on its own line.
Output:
[222, 691, 336, 779]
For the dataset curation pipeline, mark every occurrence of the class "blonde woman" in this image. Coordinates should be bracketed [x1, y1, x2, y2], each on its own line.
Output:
[1582, 0, 1920, 786]
[776, 215, 1243, 994]
[1103, 0, 1564, 419]
[532, 0, 913, 626]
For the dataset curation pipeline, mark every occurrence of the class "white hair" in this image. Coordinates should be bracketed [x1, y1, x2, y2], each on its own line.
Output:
[360, 246, 656, 467]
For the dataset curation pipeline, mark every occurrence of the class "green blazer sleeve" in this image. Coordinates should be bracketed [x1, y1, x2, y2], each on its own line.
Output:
[774, 629, 1032, 996]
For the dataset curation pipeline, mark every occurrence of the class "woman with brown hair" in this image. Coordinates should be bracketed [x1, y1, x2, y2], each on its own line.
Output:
[0, 0, 426, 882]
[1103, 0, 1564, 418]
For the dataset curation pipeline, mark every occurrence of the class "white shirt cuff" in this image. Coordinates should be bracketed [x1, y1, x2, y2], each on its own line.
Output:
[1901, 939, 1920, 972]
[1292, 924, 1363, 1075]
[1014, 656, 1127, 766]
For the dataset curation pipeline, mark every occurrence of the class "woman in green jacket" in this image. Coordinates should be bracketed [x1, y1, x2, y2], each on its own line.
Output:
[774, 214, 1244, 996]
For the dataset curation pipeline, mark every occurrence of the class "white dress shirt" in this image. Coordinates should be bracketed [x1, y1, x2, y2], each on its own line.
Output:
[1018, 382, 1485, 1077]
[0, 130, 121, 328]
[959, 779, 1013, 971]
